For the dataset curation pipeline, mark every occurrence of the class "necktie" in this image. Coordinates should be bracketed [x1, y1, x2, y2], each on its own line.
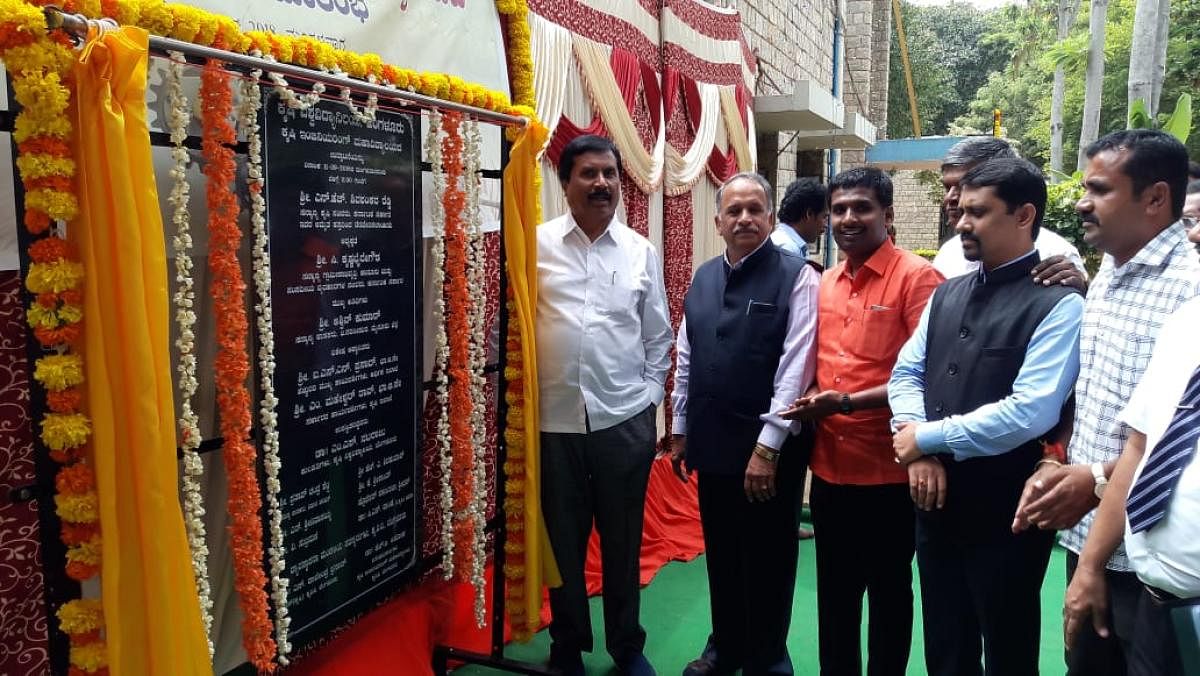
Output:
[1126, 365, 1200, 533]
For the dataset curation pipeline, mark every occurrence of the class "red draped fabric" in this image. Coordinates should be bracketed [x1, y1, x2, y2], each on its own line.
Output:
[0, 271, 50, 676]
[680, 75, 739, 183]
[662, 76, 697, 452]
[544, 47, 642, 168]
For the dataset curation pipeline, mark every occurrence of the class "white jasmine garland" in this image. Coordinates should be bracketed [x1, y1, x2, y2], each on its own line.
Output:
[339, 72, 379, 122]
[255, 51, 325, 110]
[166, 52, 215, 658]
[463, 117, 489, 626]
[425, 109, 455, 579]
[238, 72, 293, 663]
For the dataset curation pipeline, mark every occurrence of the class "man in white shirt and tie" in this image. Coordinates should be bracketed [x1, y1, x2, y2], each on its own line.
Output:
[536, 135, 672, 676]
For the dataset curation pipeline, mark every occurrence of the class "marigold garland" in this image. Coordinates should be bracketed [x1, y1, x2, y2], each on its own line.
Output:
[441, 112, 480, 584]
[200, 57, 277, 670]
[46, 0, 532, 119]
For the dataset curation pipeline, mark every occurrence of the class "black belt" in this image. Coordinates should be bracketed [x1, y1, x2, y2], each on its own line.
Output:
[1144, 583, 1200, 607]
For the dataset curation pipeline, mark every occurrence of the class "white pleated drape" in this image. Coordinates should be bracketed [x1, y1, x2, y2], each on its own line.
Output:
[530, 13, 573, 144]
[572, 35, 665, 193]
[664, 81, 721, 196]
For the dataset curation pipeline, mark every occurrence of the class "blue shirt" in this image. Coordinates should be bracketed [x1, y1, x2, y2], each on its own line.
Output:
[771, 223, 809, 259]
[888, 256, 1084, 461]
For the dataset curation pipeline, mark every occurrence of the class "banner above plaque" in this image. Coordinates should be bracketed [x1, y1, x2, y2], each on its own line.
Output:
[180, 0, 511, 97]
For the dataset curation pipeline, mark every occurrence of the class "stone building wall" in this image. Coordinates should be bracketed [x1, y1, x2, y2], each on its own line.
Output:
[891, 169, 943, 252]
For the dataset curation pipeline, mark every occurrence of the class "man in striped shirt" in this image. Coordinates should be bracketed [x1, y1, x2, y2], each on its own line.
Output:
[1013, 129, 1200, 674]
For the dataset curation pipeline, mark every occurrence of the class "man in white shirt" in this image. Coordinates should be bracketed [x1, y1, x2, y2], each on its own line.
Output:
[932, 136, 1089, 290]
[536, 135, 672, 676]
[1061, 218, 1200, 676]
[771, 177, 828, 263]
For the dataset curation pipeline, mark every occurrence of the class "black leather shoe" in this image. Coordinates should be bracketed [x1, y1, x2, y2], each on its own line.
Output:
[682, 656, 736, 676]
[548, 645, 584, 676]
[616, 651, 656, 676]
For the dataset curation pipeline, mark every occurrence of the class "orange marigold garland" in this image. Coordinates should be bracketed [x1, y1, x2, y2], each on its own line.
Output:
[1, 1, 108, 666]
[199, 58, 277, 670]
[501, 299, 530, 639]
[441, 112, 480, 582]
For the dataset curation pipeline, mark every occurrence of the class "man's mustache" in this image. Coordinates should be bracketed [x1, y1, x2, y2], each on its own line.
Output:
[960, 233, 980, 244]
[588, 189, 612, 200]
[1081, 214, 1100, 225]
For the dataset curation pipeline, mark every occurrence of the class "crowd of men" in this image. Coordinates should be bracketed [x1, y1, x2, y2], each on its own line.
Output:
[533, 131, 1200, 676]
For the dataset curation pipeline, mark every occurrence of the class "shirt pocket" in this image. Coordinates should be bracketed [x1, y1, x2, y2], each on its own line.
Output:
[854, 306, 902, 358]
[597, 271, 641, 320]
[1105, 333, 1155, 399]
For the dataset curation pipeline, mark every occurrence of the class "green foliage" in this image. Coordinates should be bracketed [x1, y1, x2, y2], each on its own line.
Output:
[887, 1, 1006, 138]
[911, 248, 940, 261]
[944, 0, 1200, 169]
[1129, 94, 1193, 142]
[1043, 171, 1102, 275]
[1162, 94, 1193, 142]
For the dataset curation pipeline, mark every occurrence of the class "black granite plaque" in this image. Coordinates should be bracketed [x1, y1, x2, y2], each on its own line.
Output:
[261, 93, 421, 645]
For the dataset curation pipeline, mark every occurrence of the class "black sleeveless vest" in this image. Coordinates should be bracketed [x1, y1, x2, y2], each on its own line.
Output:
[683, 242, 807, 474]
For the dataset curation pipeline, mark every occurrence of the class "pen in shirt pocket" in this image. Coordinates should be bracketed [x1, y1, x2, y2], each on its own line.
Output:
[869, 304, 891, 311]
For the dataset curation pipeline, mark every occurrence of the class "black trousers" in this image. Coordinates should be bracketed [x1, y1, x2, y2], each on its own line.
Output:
[696, 438, 803, 676]
[1064, 552, 1141, 676]
[809, 476, 915, 676]
[540, 405, 657, 661]
[915, 462, 1056, 676]
[1064, 552, 1190, 676]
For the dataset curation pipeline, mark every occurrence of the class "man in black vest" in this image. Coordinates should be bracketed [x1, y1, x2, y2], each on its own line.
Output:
[888, 158, 1084, 675]
[670, 172, 820, 676]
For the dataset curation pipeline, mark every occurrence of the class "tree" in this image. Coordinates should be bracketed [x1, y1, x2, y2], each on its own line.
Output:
[1128, 0, 1168, 117]
[1079, 0, 1110, 168]
[1051, 0, 1081, 173]
[886, 1, 1004, 138]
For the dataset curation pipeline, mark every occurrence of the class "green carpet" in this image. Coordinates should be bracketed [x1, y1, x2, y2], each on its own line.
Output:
[458, 539, 1069, 675]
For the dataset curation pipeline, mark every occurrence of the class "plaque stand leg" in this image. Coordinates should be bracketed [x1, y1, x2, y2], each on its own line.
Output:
[431, 139, 556, 676]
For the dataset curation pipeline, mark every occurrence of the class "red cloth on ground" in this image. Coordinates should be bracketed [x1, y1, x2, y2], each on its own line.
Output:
[286, 456, 703, 675]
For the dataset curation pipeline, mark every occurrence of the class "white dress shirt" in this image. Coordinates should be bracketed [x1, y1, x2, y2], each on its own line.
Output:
[536, 213, 673, 433]
[1120, 295, 1200, 598]
[932, 228, 1088, 280]
[670, 244, 820, 450]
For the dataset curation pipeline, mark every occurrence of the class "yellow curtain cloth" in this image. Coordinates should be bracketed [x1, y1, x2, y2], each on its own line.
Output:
[71, 26, 210, 674]
[502, 119, 562, 637]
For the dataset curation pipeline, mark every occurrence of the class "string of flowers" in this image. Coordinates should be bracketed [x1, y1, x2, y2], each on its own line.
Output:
[0, 1, 109, 667]
[199, 58, 277, 670]
[238, 67, 293, 664]
[165, 51, 214, 658]
[501, 295, 529, 639]
[425, 108, 456, 579]
[338, 70, 380, 122]
[255, 51, 324, 110]
[42, 0, 535, 120]
[495, 0, 540, 640]
[441, 112, 480, 582]
[462, 117, 489, 625]
[495, 0, 536, 110]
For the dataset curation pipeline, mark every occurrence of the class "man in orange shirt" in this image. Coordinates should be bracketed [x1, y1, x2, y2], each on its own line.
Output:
[784, 167, 943, 675]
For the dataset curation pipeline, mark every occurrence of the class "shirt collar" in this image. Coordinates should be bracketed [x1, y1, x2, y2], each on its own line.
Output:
[1117, 220, 1188, 273]
[977, 248, 1038, 284]
[775, 223, 809, 254]
[724, 237, 772, 271]
[841, 237, 898, 280]
[561, 212, 620, 243]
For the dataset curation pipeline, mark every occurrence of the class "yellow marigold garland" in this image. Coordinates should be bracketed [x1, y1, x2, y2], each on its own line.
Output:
[1, 0, 106, 666]
[49, 0, 533, 119]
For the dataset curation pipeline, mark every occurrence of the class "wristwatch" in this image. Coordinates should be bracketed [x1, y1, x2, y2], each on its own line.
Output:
[1091, 462, 1108, 499]
[839, 393, 853, 415]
